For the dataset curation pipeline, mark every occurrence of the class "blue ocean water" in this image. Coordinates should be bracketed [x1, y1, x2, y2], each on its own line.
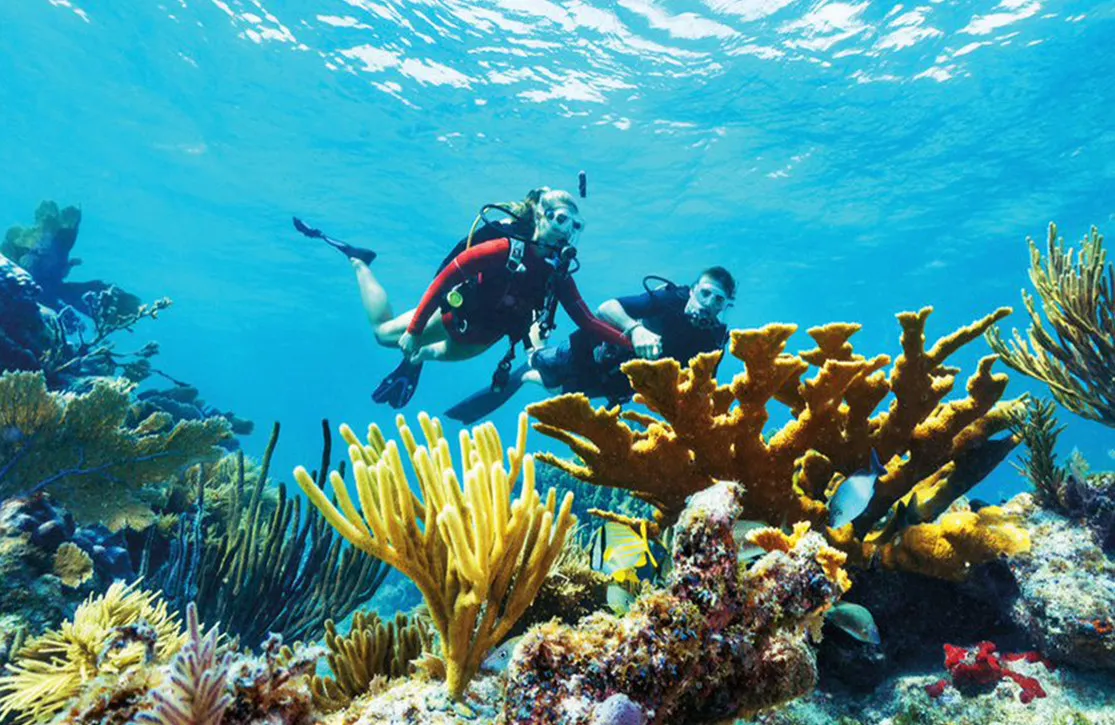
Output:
[2, 0, 1113, 498]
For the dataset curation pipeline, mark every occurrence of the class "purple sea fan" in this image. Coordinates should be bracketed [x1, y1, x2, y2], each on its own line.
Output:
[139, 602, 232, 725]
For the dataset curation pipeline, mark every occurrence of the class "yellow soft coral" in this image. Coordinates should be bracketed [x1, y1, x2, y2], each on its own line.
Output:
[294, 412, 576, 700]
[0, 581, 186, 724]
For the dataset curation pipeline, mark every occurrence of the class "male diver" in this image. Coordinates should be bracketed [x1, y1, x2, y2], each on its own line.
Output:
[445, 267, 736, 424]
[295, 184, 631, 409]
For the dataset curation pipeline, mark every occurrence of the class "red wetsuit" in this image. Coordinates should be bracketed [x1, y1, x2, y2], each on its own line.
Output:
[407, 238, 631, 349]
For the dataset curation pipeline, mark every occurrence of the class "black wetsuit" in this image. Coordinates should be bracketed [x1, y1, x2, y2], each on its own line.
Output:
[531, 284, 728, 404]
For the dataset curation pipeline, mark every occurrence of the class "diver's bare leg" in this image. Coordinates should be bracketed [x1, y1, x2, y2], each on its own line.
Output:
[520, 369, 559, 392]
[414, 338, 489, 363]
[351, 259, 399, 344]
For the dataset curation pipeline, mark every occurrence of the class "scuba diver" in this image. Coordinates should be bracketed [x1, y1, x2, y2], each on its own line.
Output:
[445, 266, 736, 425]
[294, 182, 632, 409]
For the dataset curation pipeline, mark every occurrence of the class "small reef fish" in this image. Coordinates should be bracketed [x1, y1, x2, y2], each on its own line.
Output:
[829, 449, 887, 529]
[732, 520, 770, 566]
[480, 635, 523, 674]
[606, 583, 636, 616]
[826, 602, 881, 645]
[588, 520, 666, 584]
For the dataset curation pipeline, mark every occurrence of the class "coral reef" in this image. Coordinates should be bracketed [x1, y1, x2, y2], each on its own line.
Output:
[311, 610, 433, 712]
[0, 493, 133, 585]
[0, 494, 139, 642]
[0, 583, 324, 725]
[529, 307, 1027, 580]
[1058, 471, 1115, 552]
[0, 580, 186, 724]
[1007, 398, 1115, 551]
[132, 385, 254, 451]
[2, 201, 83, 299]
[0, 202, 171, 388]
[988, 222, 1115, 427]
[294, 412, 577, 701]
[323, 675, 505, 725]
[50, 542, 93, 588]
[0, 371, 230, 530]
[220, 635, 322, 725]
[0, 616, 29, 668]
[815, 558, 1023, 693]
[0, 202, 252, 445]
[500, 480, 850, 725]
[1006, 497, 1115, 670]
[141, 420, 390, 647]
[871, 496, 1031, 582]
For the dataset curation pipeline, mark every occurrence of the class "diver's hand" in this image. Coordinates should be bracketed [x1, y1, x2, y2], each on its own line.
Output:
[398, 332, 420, 361]
[629, 324, 662, 360]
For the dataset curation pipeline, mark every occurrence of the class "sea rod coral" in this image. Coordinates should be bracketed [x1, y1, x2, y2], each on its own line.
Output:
[987, 223, 1115, 427]
[293, 412, 576, 701]
[529, 306, 1028, 580]
[500, 480, 850, 725]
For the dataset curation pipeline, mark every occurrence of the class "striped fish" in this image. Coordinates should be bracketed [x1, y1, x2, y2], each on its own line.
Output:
[588, 520, 666, 584]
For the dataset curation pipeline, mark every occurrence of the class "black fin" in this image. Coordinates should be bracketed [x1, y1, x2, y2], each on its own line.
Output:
[444, 364, 529, 424]
[372, 359, 423, 409]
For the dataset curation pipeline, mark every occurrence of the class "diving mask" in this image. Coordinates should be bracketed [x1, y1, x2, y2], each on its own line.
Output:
[535, 190, 584, 249]
[684, 279, 732, 327]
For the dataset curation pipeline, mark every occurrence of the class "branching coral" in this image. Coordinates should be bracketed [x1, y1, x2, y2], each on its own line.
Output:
[529, 307, 1027, 580]
[293, 412, 576, 700]
[0, 580, 186, 724]
[311, 611, 433, 712]
[0, 371, 230, 529]
[987, 223, 1115, 426]
[145, 420, 390, 647]
[138, 602, 231, 725]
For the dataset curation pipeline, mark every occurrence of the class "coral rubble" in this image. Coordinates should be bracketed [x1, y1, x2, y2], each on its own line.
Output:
[501, 480, 850, 725]
[529, 307, 1027, 580]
